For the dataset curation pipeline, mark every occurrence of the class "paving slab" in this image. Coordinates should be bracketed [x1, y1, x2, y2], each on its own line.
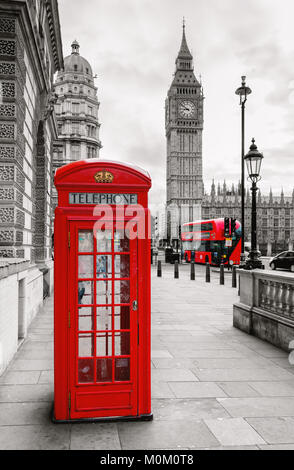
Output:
[38, 370, 54, 384]
[217, 397, 294, 418]
[204, 418, 266, 446]
[0, 371, 40, 385]
[249, 381, 294, 397]
[169, 382, 227, 398]
[151, 381, 175, 399]
[193, 367, 294, 382]
[0, 384, 53, 403]
[151, 398, 230, 421]
[217, 382, 260, 398]
[152, 368, 199, 382]
[0, 423, 70, 450]
[10, 359, 53, 371]
[117, 420, 219, 449]
[0, 402, 52, 425]
[247, 417, 294, 444]
[70, 423, 121, 450]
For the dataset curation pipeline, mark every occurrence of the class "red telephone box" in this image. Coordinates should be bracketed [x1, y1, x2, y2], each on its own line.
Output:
[53, 159, 152, 422]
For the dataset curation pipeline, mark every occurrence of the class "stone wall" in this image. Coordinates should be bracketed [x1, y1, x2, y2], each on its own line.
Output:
[233, 269, 294, 351]
[0, 259, 43, 375]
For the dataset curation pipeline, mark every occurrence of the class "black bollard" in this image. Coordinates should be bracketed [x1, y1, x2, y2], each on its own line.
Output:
[191, 261, 195, 280]
[174, 261, 179, 279]
[157, 260, 162, 278]
[238, 274, 240, 296]
[232, 266, 237, 288]
[220, 263, 225, 285]
[205, 262, 210, 283]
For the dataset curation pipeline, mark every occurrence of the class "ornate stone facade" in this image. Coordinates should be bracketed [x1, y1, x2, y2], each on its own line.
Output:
[0, 0, 63, 261]
[165, 24, 204, 240]
[202, 181, 294, 255]
[52, 40, 102, 212]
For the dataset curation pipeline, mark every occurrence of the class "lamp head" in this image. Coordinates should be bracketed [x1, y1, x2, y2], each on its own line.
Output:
[244, 138, 264, 183]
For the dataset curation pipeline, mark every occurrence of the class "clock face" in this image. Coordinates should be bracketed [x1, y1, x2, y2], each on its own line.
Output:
[179, 100, 196, 118]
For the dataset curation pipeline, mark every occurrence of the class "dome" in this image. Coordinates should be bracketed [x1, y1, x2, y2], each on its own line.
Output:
[58, 40, 93, 77]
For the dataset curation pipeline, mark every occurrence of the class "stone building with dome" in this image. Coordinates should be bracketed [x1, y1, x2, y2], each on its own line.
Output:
[52, 40, 102, 210]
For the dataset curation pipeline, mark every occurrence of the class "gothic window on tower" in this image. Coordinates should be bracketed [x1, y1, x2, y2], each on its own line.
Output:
[189, 135, 194, 152]
[179, 133, 185, 152]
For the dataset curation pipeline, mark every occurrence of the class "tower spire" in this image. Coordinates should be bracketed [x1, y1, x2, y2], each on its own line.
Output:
[175, 19, 194, 74]
[177, 20, 193, 60]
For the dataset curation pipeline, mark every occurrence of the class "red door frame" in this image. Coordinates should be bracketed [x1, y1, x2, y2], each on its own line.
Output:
[68, 219, 138, 420]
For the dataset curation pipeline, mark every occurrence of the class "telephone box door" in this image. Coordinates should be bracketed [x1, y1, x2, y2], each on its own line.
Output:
[68, 221, 138, 419]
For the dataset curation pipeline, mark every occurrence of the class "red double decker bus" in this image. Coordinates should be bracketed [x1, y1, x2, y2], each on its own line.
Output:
[181, 218, 242, 266]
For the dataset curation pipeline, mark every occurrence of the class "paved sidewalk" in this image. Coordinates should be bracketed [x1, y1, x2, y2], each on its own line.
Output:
[0, 266, 294, 449]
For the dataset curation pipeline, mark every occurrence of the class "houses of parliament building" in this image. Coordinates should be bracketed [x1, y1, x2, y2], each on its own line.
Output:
[164, 23, 294, 256]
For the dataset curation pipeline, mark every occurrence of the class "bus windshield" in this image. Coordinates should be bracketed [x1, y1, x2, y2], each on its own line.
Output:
[181, 218, 242, 266]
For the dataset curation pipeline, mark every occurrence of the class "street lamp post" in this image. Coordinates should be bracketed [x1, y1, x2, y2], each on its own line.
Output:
[244, 138, 264, 270]
[235, 76, 252, 265]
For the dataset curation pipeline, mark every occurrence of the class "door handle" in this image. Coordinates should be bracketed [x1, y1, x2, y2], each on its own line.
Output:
[132, 300, 138, 311]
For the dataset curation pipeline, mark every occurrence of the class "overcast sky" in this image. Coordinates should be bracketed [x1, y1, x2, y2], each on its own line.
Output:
[58, 0, 294, 212]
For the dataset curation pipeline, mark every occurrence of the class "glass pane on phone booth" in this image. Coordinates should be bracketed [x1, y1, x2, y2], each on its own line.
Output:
[78, 255, 93, 279]
[115, 358, 130, 382]
[96, 229, 112, 252]
[96, 332, 112, 356]
[114, 254, 130, 278]
[97, 358, 112, 382]
[114, 280, 130, 304]
[78, 358, 94, 383]
[79, 230, 93, 252]
[114, 306, 130, 330]
[114, 229, 129, 252]
[97, 306, 112, 331]
[78, 281, 93, 305]
[96, 255, 112, 278]
[96, 280, 112, 304]
[78, 306, 94, 331]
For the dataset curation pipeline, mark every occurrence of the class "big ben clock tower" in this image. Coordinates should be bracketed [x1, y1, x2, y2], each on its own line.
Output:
[166, 22, 204, 240]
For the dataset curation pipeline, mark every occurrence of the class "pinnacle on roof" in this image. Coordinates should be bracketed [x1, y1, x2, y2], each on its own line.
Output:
[177, 19, 193, 60]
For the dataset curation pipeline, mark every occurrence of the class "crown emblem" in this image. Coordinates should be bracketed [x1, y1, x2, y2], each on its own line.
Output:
[94, 170, 114, 183]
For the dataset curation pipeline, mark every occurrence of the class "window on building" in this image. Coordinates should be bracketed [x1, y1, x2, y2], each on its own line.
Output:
[72, 144, 80, 160]
[74, 65, 78, 71]
[72, 102, 79, 114]
[72, 122, 80, 134]
[274, 209, 279, 216]
[88, 106, 93, 115]
[285, 219, 290, 227]
[274, 218, 279, 227]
